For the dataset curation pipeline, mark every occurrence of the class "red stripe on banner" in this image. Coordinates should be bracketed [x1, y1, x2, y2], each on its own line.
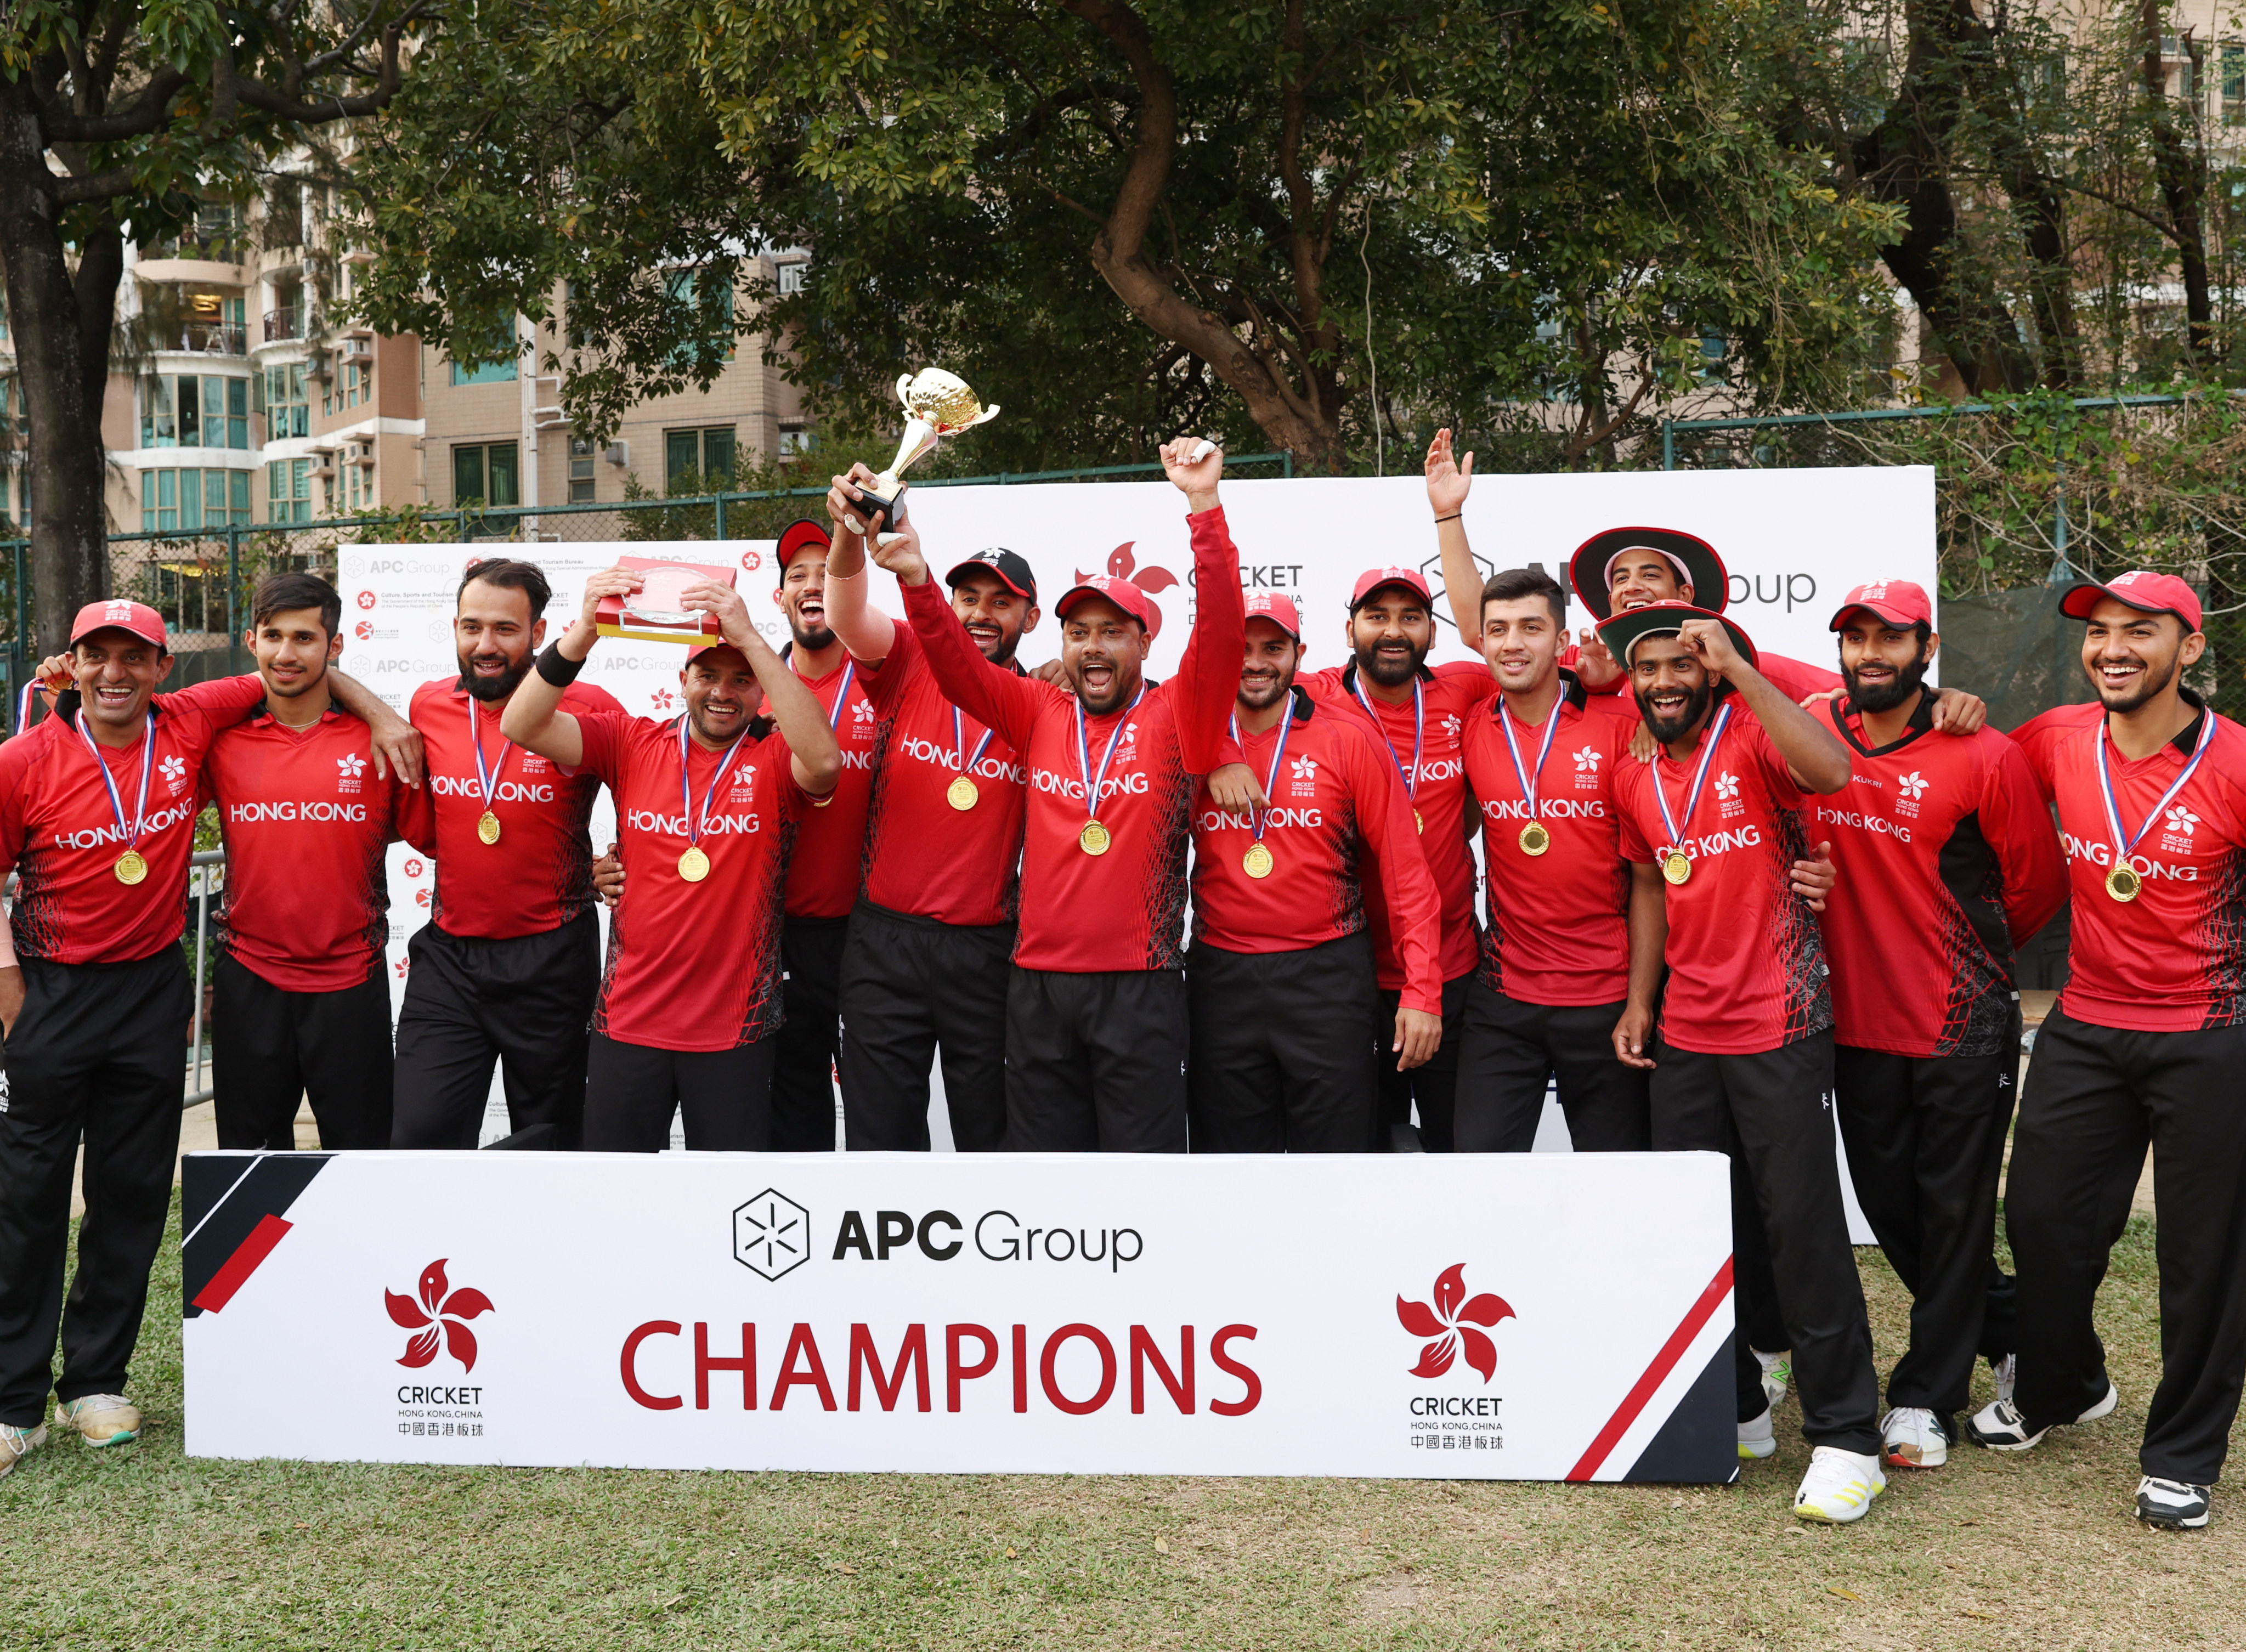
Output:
[190, 1214, 294, 1314]
[1565, 1255, 1734, 1484]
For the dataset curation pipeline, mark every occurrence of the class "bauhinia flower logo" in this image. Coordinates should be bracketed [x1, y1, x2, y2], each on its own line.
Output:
[1574, 746, 1602, 772]
[2167, 805, 2199, 838]
[1290, 755, 1320, 781]
[1397, 1263, 1514, 1382]
[386, 1259, 495, 1372]
[1897, 771, 1929, 801]
[1074, 543, 1180, 638]
[160, 755, 187, 785]
[1713, 771, 1739, 801]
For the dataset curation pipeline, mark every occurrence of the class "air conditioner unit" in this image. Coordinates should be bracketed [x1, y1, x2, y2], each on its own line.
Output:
[604, 440, 629, 467]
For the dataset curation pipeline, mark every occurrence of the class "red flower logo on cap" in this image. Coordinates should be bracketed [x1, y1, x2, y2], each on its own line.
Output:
[386, 1259, 494, 1372]
[1076, 543, 1179, 638]
[1398, 1264, 1515, 1382]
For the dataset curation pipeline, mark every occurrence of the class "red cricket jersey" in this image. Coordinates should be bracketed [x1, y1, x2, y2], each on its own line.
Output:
[1815, 699, 2067, 1056]
[1613, 702, 1834, 1054]
[0, 676, 265, 964]
[1464, 679, 1641, 1006]
[781, 652, 883, 920]
[393, 676, 624, 940]
[1560, 644, 1841, 707]
[572, 711, 813, 1050]
[858, 620, 1027, 928]
[1189, 688, 1444, 1011]
[899, 505, 1245, 973]
[2014, 694, 2246, 1033]
[203, 706, 398, 992]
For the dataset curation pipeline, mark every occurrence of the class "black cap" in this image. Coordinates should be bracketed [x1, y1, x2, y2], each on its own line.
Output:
[1569, 527, 1728, 621]
[946, 548, 1037, 605]
[1594, 600, 1760, 671]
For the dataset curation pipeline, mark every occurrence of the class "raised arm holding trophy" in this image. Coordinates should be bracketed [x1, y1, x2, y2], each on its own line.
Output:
[843, 368, 1001, 535]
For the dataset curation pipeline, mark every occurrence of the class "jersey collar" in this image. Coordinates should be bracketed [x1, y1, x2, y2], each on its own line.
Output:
[2102, 685, 2207, 759]
[1829, 689, 1936, 759]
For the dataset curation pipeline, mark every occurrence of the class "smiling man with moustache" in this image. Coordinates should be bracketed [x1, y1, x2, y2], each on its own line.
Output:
[502, 565, 841, 1149]
[391, 559, 625, 1150]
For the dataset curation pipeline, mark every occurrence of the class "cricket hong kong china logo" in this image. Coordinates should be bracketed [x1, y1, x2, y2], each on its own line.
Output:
[1399, 1265, 1514, 1456]
[1074, 544, 1179, 638]
[386, 1259, 495, 1372]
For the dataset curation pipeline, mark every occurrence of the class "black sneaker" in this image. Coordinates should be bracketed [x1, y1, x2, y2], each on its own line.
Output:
[1965, 1381, 2118, 1452]
[2137, 1476, 2211, 1529]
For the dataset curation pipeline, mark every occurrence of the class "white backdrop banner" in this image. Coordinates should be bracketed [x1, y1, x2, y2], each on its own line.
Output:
[181, 1150, 1738, 1481]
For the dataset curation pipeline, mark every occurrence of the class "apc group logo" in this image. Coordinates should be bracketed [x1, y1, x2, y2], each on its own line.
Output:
[733, 1189, 810, 1280]
[1396, 1264, 1514, 1382]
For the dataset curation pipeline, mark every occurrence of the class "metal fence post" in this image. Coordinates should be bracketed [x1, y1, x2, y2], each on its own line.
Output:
[714, 493, 728, 540]
[226, 524, 242, 646]
[1662, 420, 1676, 472]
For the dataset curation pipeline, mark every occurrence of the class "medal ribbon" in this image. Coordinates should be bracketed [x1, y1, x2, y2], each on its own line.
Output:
[1351, 670, 1423, 802]
[1499, 695, 1565, 829]
[953, 704, 997, 783]
[71, 704, 156, 856]
[677, 714, 754, 850]
[809, 657, 858, 731]
[1228, 707, 1295, 845]
[1651, 701, 1733, 863]
[1074, 683, 1146, 821]
[465, 695, 514, 814]
[2097, 708, 2214, 870]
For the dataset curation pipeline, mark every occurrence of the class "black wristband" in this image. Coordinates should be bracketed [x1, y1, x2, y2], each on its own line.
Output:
[1433, 512, 1462, 524]
[535, 642, 586, 686]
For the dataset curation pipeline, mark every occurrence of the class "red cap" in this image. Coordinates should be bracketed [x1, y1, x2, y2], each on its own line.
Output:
[684, 639, 752, 665]
[1829, 580, 1933, 632]
[1055, 574, 1154, 629]
[776, 519, 831, 572]
[1349, 565, 1433, 609]
[2060, 570, 2202, 633]
[70, 599, 169, 652]
[1244, 591, 1303, 640]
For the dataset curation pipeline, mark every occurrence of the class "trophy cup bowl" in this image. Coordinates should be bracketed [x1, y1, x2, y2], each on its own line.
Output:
[847, 369, 1000, 535]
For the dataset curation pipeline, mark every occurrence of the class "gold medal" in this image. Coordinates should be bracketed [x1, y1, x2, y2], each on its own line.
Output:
[1662, 851, 1692, 886]
[947, 775, 980, 811]
[114, 849, 148, 885]
[1079, 819, 1111, 856]
[477, 810, 501, 845]
[678, 846, 711, 883]
[1518, 822, 1551, 856]
[1413, 810, 1424, 834]
[1242, 841, 1274, 879]
[2105, 864, 2141, 903]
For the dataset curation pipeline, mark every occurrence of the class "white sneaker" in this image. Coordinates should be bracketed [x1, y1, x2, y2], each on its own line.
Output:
[1754, 1347, 1792, 1411]
[1990, 1353, 2016, 1404]
[54, 1393, 140, 1447]
[1794, 1445, 1886, 1523]
[1739, 1407, 1777, 1461]
[2137, 1475, 2211, 1530]
[0, 1421, 47, 1481]
[1966, 1381, 2118, 1453]
[1881, 1405, 1948, 1468]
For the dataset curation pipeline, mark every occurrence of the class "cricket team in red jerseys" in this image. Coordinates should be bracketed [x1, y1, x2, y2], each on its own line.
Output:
[1, 437, 2238, 1534]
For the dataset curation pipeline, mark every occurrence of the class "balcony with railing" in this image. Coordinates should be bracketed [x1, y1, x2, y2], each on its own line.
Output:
[262, 305, 319, 343]
[155, 321, 247, 357]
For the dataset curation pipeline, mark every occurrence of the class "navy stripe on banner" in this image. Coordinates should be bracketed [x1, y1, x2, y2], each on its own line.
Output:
[181, 1153, 334, 1320]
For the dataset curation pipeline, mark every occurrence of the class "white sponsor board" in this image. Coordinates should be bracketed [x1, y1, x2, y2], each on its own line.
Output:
[182, 1150, 1737, 1480]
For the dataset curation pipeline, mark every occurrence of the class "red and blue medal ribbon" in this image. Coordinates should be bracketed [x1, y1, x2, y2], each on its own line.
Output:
[1499, 695, 1564, 827]
[953, 704, 996, 782]
[465, 694, 514, 814]
[1352, 671, 1423, 805]
[677, 714, 753, 853]
[1227, 707, 1294, 846]
[71, 705, 156, 857]
[1652, 701, 1733, 865]
[1074, 683, 1145, 821]
[2097, 709, 2214, 873]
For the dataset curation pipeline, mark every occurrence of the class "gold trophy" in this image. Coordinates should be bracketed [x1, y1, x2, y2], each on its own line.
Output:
[846, 368, 1000, 534]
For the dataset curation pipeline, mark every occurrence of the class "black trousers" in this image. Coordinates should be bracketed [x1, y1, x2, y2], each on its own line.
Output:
[1374, 970, 1472, 1152]
[1454, 980, 1651, 1152]
[212, 951, 393, 1151]
[1005, 968, 1189, 1152]
[1835, 1035, 2018, 1424]
[1186, 932, 1380, 1152]
[2009, 1007, 2246, 1486]
[837, 899, 1011, 1152]
[773, 914, 849, 1151]
[1652, 1031, 1881, 1453]
[582, 1032, 777, 1152]
[0, 950, 191, 1427]
[391, 910, 597, 1150]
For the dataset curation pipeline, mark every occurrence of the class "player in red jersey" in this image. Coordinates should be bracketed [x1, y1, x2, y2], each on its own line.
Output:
[872, 437, 1244, 1151]
[203, 573, 405, 1152]
[1600, 601, 1890, 1523]
[1978, 572, 2246, 1530]
[502, 565, 841, 1149]
[821, 476, 1039, 1151]
[1813, 580, 2067, 1470]
[391, 559, 625, 1151]
[769, 517, 885, 1150]
[0, 601, 412, 1478]
[1186, 591, 1445, 1149]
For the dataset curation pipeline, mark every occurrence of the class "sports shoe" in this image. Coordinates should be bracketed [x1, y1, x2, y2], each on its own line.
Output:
[1753, 1347, 1792, 1411]
[0, 1421, 47, 1481]
[1990, 1352, 2016, 1404]
[1739, 1407, 1777, 1461]
[1965, 1381, 2118, 1453]
[1881, 1405, 1948, 1468]
[2137, 1476, 2211, 1530]
[1794, 1446, 1886, 1523]
[54, 1394, 140, 1447]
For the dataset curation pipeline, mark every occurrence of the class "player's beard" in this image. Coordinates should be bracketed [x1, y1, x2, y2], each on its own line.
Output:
[1635, 677, 1714, 747]
[1843, 646, 1931, 714]
[459, 646, 531, 702]
[263, 659, 329, 701]
[1237, 660, 1297, 713]
[969, 617, 1025, 667]
[689, 698, 759, 745]
[2094, 643, 2181, 715]
[1357, 636, 1427, 688]
[788, 607, 836, 654]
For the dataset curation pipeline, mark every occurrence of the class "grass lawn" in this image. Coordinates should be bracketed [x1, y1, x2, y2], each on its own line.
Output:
[3, 1198, 2242, 1650]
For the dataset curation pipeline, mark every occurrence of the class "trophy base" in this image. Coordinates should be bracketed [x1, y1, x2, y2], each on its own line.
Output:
[848, 480, 903, 535]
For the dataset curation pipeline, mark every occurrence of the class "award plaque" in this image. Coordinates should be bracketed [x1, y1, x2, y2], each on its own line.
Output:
[846, 369, 1000, 535]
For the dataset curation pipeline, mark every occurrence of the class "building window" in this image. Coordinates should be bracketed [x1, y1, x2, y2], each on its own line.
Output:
[778, 422, 814, 458]
[141, 375, 250, 449]
[268, 459, 313, 523]
[2224, 44, 2243, 122]
[665, 427, 735, 490]
[345, 361, 372, 409]
[449, 356, 517, 387]
[569, 437, 597, 504]
[453, 442, 519, 508]
[142, 468, 252, 534]
[664, 269, 736, 365]
[776, 258, 808, 296]
[265, 363, 309, 441]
